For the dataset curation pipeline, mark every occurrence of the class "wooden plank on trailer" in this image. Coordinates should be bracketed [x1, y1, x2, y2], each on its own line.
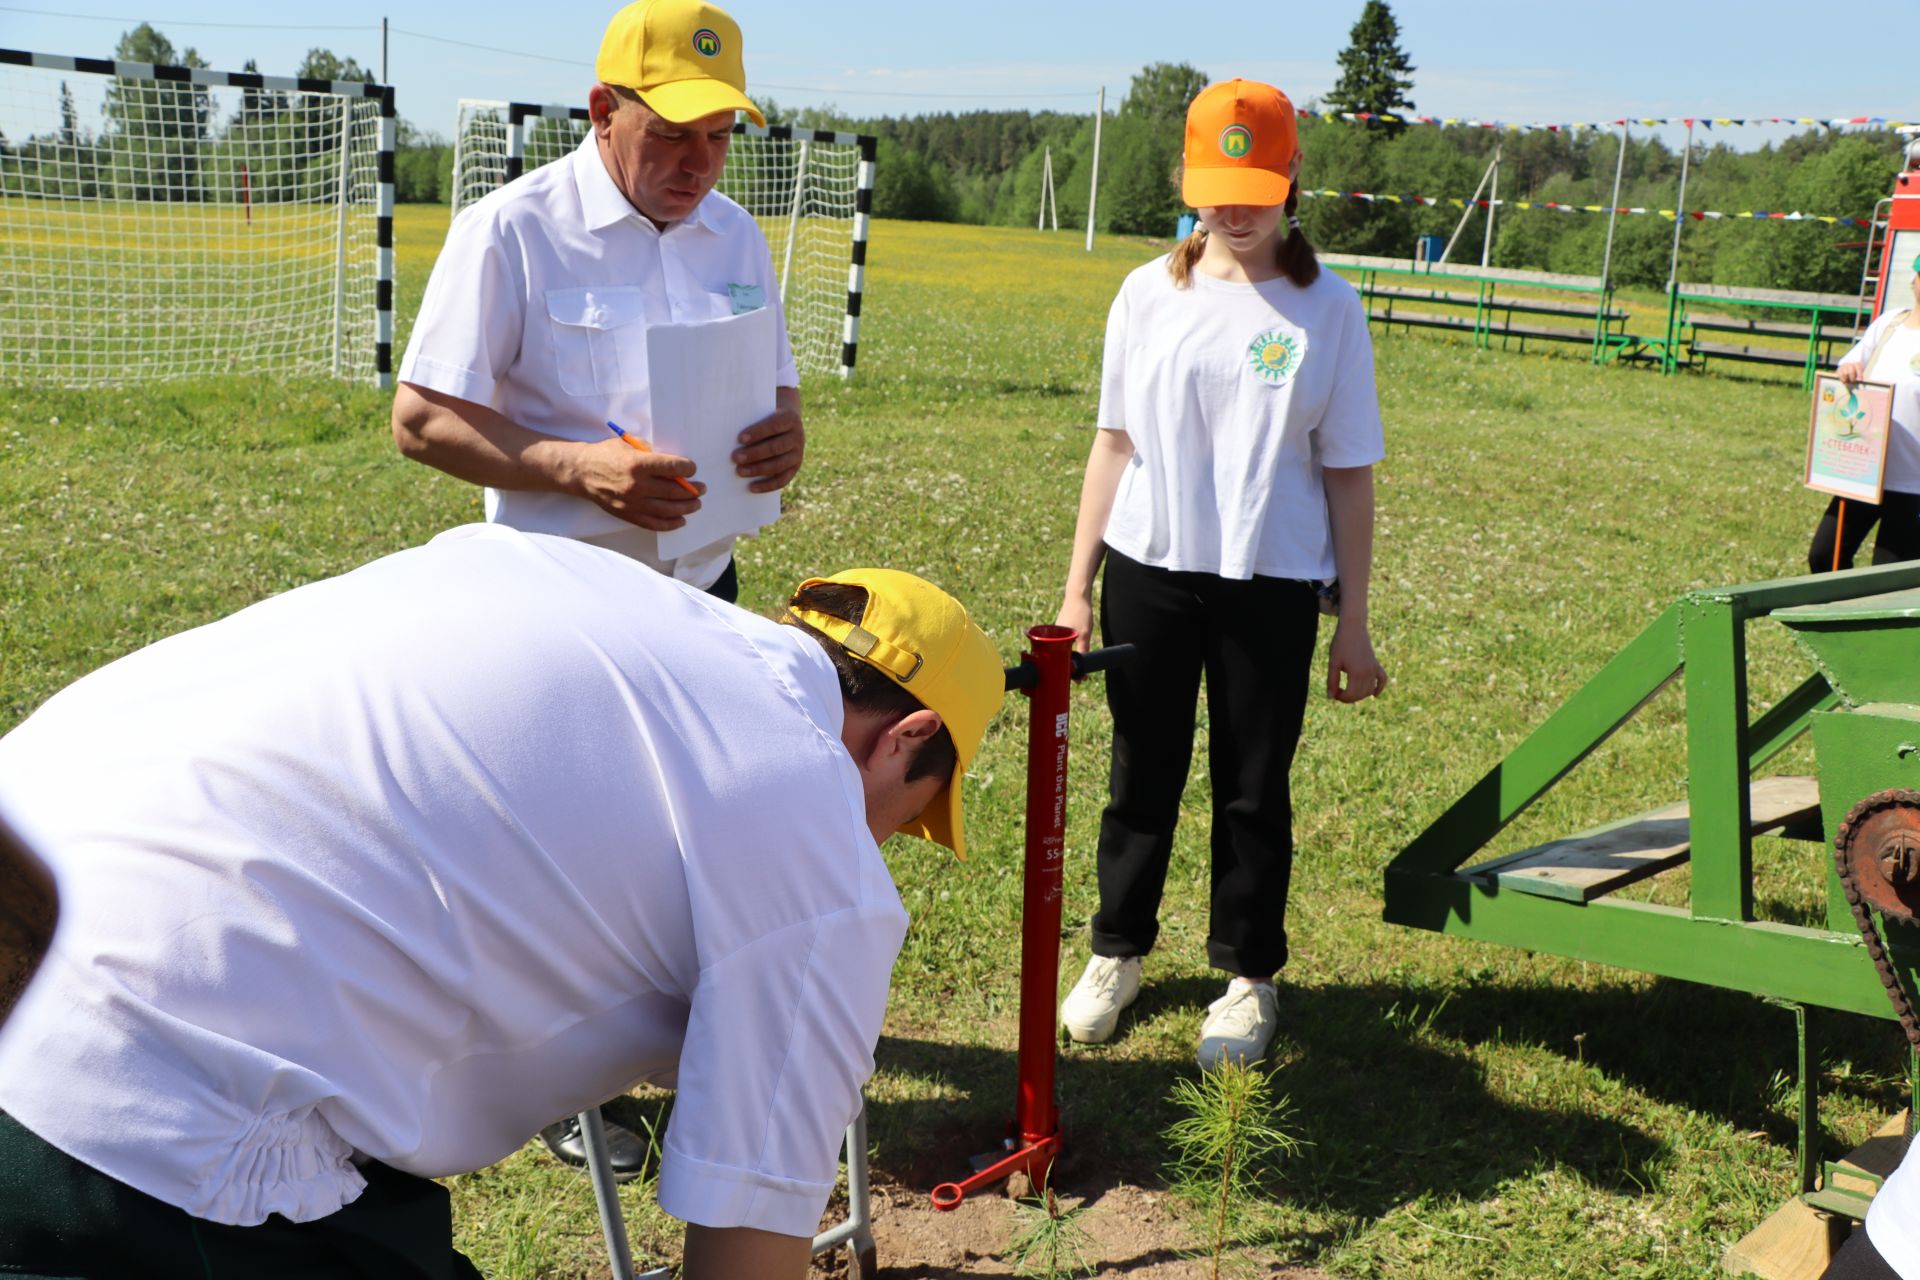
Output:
[1466, 775, 1820, 903]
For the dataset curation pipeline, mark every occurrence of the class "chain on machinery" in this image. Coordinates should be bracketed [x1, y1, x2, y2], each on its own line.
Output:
[1832, 788, 1920, 1050]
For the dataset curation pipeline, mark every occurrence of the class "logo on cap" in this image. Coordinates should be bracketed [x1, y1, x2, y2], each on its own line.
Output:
[692, 27, 721, 57]
[1219, 124, 1253, 159]
[1246, 328, 1305, 385]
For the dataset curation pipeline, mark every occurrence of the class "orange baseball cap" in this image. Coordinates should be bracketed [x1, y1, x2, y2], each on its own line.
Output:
[1182, 79, 1298, 208]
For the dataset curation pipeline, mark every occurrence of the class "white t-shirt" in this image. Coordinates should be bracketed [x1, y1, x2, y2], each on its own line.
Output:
[1868, 1140, 1920, 1277]
[0, 526, 904, 1239]
[1850, 309, 1920, 495]
[1096, 256, 1386, 581]
[399, 137, 801, 590]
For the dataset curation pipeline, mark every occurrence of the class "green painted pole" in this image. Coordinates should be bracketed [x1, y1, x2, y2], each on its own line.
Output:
[1684, 596, 1753, 923]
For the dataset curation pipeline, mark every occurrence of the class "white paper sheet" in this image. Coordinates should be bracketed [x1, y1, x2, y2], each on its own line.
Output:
[646, 305, 781, 561]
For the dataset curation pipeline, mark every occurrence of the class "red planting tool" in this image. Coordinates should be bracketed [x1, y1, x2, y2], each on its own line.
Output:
[930, 625, 1133, 1210]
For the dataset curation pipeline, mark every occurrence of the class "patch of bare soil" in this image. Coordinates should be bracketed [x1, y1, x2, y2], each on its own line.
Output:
[808, 1180, 1327, 1279]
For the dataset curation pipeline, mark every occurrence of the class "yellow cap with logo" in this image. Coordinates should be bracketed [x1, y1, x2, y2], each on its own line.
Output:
[596, 0, 766, 127]
[788, 569, 1005, 859]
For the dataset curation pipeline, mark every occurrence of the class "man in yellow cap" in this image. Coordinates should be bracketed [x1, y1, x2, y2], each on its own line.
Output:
[393, 0, 802, 1172]
[393, 0, 802, 608]
[0, 525, 1005, 1280]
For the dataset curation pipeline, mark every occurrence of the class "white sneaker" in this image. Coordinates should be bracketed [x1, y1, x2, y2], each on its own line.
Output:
[1060, 955, 1143, 1044]
[1196, 980, 1279, 1070]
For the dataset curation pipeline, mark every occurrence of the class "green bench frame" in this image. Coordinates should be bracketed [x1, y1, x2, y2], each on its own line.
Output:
[1661, 284, 1867, 390]
[1324, 254, 1628, 364]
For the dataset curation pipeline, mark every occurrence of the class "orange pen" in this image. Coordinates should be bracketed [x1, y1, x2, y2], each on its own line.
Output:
[605, 421, 700, 498]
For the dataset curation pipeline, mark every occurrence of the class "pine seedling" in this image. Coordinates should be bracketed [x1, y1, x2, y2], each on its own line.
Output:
[1003, 1168, 1097, 1280]
[1163, 1062, 1302, 1278]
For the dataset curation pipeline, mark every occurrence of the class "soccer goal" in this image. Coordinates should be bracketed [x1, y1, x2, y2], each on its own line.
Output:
[0, 49, 394, 388]
[450, 99, 874, 380]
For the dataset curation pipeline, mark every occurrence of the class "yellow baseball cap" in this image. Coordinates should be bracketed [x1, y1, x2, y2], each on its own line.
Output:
[1182, 78, 1298, 208]
[595, 0, 766, 126]
[788, 569, 1005, 859]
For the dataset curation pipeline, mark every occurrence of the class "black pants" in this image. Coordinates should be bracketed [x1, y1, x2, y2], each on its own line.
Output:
[1090, 549, 1320, 977]
[705, 556, 740, 603]
[0, 1108, 481, 1279]
[1809, 491, 1920, 573]
[1820, 1225, 1903, 1280]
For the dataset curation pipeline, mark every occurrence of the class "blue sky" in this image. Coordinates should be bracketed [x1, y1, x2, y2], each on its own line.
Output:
[2, 0, 1910, 150]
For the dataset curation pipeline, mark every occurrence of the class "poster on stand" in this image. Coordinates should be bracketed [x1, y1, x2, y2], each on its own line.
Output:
[1805, 375, 1894, 504]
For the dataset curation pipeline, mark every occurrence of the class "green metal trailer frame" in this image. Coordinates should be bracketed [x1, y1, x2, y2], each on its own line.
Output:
[1384, 562, 1920, 1194]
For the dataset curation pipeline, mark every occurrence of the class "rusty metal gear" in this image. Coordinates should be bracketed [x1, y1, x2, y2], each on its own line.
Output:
[1833, 788, 1920, 1050]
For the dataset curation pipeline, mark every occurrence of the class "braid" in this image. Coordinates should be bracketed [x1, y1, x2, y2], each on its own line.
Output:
[1276, 187, 1319, 287]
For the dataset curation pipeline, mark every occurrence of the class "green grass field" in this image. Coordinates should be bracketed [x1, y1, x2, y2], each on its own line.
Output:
[0, 206, 1902, 1278]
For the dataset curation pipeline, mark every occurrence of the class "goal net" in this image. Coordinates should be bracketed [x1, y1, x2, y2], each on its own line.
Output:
[0, 49, 394, 388]
[450, 100, 874, 379]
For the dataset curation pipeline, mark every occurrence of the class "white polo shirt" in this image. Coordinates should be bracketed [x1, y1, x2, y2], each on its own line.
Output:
[1097, 257, 1386, 581]
[400, 136, 801, 590]
[1842, 308, 1920, 494]
[1869, 1143, 1920, 1277]
[0, 526, 904, 1239]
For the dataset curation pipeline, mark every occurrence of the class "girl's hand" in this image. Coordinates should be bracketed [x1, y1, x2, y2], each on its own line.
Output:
[1056, 597, 1095, 654]
[1836, 362, 1866, 386]
[1327, 622, 1388, 703]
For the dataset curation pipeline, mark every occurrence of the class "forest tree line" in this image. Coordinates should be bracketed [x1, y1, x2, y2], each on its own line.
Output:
[4, 16, 1905, 296]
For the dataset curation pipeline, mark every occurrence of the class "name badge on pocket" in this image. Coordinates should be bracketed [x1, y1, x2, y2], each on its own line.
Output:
[726, 283, 765, 315]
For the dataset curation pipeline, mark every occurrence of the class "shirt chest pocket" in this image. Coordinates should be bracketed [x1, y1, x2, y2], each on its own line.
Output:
[545, 286, 653, 396]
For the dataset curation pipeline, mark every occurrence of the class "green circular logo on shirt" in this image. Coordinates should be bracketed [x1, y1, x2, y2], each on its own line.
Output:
[1246, 328, 1304, 385]
[1220, 124, 1253, 159]
[692, 28, 722, 57]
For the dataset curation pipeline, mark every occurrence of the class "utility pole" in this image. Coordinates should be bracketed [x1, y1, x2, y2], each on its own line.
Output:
[1480, 141, 1501, 268]
[1600, 121, 1628, 291]
[1085, 86, 1104, 252]
[381, 17, 389, 85]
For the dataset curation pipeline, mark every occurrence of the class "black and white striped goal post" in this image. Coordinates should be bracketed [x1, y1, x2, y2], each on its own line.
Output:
[0, 49, 395, 388]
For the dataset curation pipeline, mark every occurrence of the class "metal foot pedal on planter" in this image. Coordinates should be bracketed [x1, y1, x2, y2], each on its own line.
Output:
[582, 1102, 877, 1280]
[931, 626, 1134, 1210]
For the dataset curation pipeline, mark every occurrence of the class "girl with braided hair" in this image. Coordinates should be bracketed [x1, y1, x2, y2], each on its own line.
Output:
[1056, 78, 1388, 1069]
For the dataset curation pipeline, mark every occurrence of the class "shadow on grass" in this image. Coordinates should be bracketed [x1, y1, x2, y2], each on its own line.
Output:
[866, 973, 1911, 1228]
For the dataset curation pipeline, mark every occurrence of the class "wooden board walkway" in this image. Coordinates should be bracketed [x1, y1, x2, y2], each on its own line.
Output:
[1465, 775, 1822, 903]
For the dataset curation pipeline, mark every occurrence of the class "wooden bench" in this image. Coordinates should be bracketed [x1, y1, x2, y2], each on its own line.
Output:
[1689, 340, 1812, 368]
[1667, 284, 1866, 387]
[1327, 254, 1626, 360]
[1464, 774, 1821, 903]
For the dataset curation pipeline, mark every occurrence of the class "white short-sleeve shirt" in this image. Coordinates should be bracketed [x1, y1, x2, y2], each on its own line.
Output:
[1843, 308, 1920, 494]
[1868, 1139, 1920, 1275]
[1097, 256, 1386, 581]
[399, 137, 801, 590]
[0, 526, 903, 1239]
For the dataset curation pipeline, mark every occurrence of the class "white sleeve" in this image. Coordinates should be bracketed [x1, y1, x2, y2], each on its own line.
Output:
[1095, 281, 1132, 435]
[1315, 290, 1387, 469]
[397, 207, 527, 409]
[656, 902, 905, 1237]
[1839, 309, 1899, 372]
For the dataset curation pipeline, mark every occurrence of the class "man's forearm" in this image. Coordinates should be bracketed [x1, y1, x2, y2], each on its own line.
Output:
[391, 381, 585, 496]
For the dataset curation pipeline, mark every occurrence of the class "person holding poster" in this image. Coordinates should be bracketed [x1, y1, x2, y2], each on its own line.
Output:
[1054, 79, 1387, 1071]
[1808, 257, 1920, 571]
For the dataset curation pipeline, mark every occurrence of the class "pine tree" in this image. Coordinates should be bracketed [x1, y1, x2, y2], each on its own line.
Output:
[1326, 1, 1416, 133]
